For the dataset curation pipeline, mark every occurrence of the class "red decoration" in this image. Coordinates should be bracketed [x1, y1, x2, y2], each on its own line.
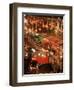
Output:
[32, 56, 49, 64]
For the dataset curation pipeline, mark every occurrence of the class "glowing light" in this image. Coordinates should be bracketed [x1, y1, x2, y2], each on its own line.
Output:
[60, 55, 63, 59]
[38, 53, 41, 56]
[31, 48, 36, 52]
[35, 33, 39, 36]
[41, 54, 44, 57]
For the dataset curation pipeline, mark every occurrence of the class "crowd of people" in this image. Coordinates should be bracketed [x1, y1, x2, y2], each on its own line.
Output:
[24, 15, 63, 35]
[24, 15, 63, 74]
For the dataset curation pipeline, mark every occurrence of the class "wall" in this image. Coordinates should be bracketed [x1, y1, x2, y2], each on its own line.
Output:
[0, 0, 74, 90]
